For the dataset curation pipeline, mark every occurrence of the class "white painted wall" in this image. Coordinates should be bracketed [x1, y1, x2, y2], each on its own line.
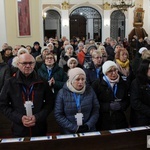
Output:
[102, 10, 111, 43]
[0, 0, 7, 49]
[87, 19, 94, 39]
[1, 0, 149, 47]
[61, 10, 70, 40]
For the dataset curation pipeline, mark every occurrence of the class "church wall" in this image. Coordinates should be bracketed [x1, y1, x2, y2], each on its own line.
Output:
[0, 0, 149, 48]
[4, 0, 41, 47]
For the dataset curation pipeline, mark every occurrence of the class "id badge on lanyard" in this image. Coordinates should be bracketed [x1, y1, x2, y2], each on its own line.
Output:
[22, 85, 34, 116]
[73, 93, 83, 126]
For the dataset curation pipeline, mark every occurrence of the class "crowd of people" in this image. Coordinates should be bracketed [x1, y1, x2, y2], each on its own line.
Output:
[0, 35, 150, 137]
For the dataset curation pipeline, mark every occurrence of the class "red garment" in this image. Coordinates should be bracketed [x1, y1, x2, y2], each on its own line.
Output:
[77, 50, 85, 66]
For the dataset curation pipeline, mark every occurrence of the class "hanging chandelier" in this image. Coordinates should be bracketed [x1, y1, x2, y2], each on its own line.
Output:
[111, 0, 135, 11]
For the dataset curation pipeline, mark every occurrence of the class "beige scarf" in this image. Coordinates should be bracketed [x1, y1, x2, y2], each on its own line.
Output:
[66, 80, 86, 94]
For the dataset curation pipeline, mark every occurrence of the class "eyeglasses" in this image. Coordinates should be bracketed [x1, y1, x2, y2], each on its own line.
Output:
[93, 57, 102, 59]
[45, 57, 54, 60]
[19, 62, 35, 66]
[102, 55, 107, 58]
[14, 48, 20, 51]
[107, 68, 118, 74]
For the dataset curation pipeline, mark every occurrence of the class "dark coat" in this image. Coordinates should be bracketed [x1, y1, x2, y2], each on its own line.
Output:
[59, 53, 77, 72]
[54, 83, 100, 134]
[106, 45, 115, 61]
[117, 64, 135, 92]
[0, 62, 11, 92]
[0, 71, 54, 137]
[37, 63, 68, 98]
[84, 61, 102, 85]
[92, 76, 129, 131]
[130, 79, 150, 127]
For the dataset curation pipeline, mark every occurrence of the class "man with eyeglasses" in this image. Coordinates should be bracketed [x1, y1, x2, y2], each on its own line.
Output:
[0, 53, 54, 137]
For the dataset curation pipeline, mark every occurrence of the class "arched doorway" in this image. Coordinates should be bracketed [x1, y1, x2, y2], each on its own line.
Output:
[70, 7, 102, 41]
[70, 15, 86, 40]
[43, 10, 61, 39]
[110, 10, 125, 40]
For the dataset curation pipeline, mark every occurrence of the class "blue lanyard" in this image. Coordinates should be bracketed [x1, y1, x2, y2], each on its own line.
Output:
[104, 76, 117, 98]
[22, 85, 34, 100]
[47, 69, 52, 80]
[96, 68, 100, 78]
[73, 93, 81, 112]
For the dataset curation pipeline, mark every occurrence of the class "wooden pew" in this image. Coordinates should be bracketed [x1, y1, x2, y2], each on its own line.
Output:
[0, 128, 149, 150]
[0, 112, 60, 138]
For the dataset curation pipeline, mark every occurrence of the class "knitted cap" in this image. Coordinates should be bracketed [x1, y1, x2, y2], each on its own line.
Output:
[102, 60, 118, 75]
[87, 45, 97, 53]
[67, 57, 78, 67]
[68, 67, 86, 83]
[139, 47, 148, 54]
[4, 46, 13, 51]
[41, 46, 50, 54]
[65, 45, 74, 52]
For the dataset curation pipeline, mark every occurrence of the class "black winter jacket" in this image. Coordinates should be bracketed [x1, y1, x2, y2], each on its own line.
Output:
[0, 62, 11, 92]
[92, 75, 129, 131]
[0, 70, 54, 137]
[130, 78, 150, 127]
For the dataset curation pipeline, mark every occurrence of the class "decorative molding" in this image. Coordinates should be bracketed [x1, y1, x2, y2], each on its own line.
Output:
[62, 1, 69, 10]
[43, 4, 61, 10]
[103, 2, 111, 10]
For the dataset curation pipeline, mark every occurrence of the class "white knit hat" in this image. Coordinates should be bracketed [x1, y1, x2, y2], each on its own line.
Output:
[68, 67, 86, 83]
[102, 60, 118, 75]
[139, 47, 148, 54]
[67, 57, 78, 67]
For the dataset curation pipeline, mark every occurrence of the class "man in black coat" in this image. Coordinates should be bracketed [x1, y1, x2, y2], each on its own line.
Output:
[0, 53, 54, 137]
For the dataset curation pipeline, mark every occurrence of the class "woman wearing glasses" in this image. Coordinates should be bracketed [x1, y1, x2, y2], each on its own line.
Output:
[37, 53, 68, 99]
[92, 60, 129, 131]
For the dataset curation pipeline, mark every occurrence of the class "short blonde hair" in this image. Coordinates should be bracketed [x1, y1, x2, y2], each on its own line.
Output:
[92, 50, 102, 58]
[141, 50, 150, 60]
[115, 48, 129, 59]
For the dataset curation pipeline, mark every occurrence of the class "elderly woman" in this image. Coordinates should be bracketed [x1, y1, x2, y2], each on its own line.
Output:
[130, 59, 150, 127]
[35, 46, 50, 69]
[97, 45, 108, 63]
[66, 57, 79, 72]
[58, 44, 76, 72]
[115, 48, 134, 90]
[54, 67, 99, 134]
[37, 53, 67, 98]
[92, 61, 129, 131]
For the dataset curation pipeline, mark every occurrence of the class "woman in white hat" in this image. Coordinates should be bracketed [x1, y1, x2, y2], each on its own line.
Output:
[92, 60, 129, 131]
[54, 67, 99, 134]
